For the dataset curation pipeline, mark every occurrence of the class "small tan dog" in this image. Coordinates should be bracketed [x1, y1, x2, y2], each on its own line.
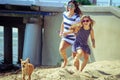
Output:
[20, 58, 34, 80]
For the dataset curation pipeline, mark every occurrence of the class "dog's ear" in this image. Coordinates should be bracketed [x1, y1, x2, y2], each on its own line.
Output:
[26, 58, 30, 63]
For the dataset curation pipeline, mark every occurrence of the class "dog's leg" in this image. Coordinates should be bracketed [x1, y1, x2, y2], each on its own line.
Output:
[28, 74, 31, 80]
[22, 74, 25, 80]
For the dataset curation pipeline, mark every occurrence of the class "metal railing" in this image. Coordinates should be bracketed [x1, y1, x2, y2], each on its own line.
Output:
[97, 2, 120, 6]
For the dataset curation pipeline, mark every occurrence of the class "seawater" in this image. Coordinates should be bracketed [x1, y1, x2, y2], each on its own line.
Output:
[0, 27, 18, 64]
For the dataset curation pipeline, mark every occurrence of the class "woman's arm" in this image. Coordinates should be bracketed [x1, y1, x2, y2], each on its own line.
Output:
[90, 28, 95, 48]
[63, 22, 81, 36]
[59, 20, 64, 37]
[70, 22, 81, 33]
[62, 30, 74, 36]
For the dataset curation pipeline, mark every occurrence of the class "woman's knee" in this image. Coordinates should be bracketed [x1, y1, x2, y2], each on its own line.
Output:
[72, 52, 77, 58]
[59, 46, 65, 53]
[77, 51, 83, 58]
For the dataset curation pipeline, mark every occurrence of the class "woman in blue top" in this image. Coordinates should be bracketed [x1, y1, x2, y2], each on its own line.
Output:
[59, 0, 82, 68]
[63, 16, 95, 72]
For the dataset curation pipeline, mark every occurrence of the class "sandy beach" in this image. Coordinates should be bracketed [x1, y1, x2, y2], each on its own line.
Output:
[0, 60, 120, 80]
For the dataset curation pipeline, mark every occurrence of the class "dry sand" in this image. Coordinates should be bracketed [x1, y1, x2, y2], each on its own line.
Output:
[0, 60, 120, 80]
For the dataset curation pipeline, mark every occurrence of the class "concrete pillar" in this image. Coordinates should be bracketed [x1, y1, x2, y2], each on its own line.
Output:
[4, 26, 13, 64]
[23, 18, 42, 66]
[18, 25, 25, 64]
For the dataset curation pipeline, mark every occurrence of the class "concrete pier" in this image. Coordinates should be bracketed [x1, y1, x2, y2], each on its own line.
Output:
[23, 18, 42, 66]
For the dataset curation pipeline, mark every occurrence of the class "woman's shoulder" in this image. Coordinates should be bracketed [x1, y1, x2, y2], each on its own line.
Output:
[74, 13, 81, 22]
[74, 13, 82, 18]
[75, 13, 80, 16]
[63, 11, 67, 15]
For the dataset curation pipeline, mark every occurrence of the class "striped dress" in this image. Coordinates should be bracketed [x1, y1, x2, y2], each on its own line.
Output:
[72, 27, 91, 54]
[62, 11, 80, 45]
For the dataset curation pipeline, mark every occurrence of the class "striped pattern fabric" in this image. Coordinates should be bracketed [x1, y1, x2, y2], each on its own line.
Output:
[72, 27, 91, 54]
[62, 11, 80, 45]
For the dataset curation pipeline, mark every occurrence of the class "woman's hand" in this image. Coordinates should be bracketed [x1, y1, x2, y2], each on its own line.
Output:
[59, 32, 63, 37]
[59, 32, 68, 37]
[62, 32, 68, 37]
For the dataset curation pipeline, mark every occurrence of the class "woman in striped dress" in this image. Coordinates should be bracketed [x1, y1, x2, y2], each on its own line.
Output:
[63, 16, 95, 72]
[59, 0, 82, 68]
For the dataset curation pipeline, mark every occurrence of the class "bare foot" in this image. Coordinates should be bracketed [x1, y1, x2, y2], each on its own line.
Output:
[61, 61, 67, 68]
[72, 70, 81, 76]
[74, 60, 79, 70]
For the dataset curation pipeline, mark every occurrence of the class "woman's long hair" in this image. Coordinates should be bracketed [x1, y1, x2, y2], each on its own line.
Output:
[67, 0, 83, 16]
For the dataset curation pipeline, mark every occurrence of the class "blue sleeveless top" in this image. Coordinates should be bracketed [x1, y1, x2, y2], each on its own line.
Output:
[72, 27, 91, 54]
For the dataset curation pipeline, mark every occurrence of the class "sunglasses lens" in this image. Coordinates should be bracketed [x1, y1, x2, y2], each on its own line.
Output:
[82, 20, 85, 22]
[68, 4, 75, 8]
[82, 20, 89, 22]
[86, 20, 89, 22]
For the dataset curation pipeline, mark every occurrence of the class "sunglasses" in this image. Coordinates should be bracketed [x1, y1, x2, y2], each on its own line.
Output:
[67, 4, 75, 8]
[82, 20, 90, 22]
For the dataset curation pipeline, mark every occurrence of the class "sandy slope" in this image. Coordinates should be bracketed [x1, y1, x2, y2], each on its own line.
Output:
[0, 60, 120, 80]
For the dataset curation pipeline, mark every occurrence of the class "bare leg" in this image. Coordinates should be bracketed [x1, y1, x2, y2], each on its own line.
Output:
[59, 40, 70, 68]
[72, 52, 79, 70]
[74, 49, 83, 70]
[80, 52, 89, 72]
